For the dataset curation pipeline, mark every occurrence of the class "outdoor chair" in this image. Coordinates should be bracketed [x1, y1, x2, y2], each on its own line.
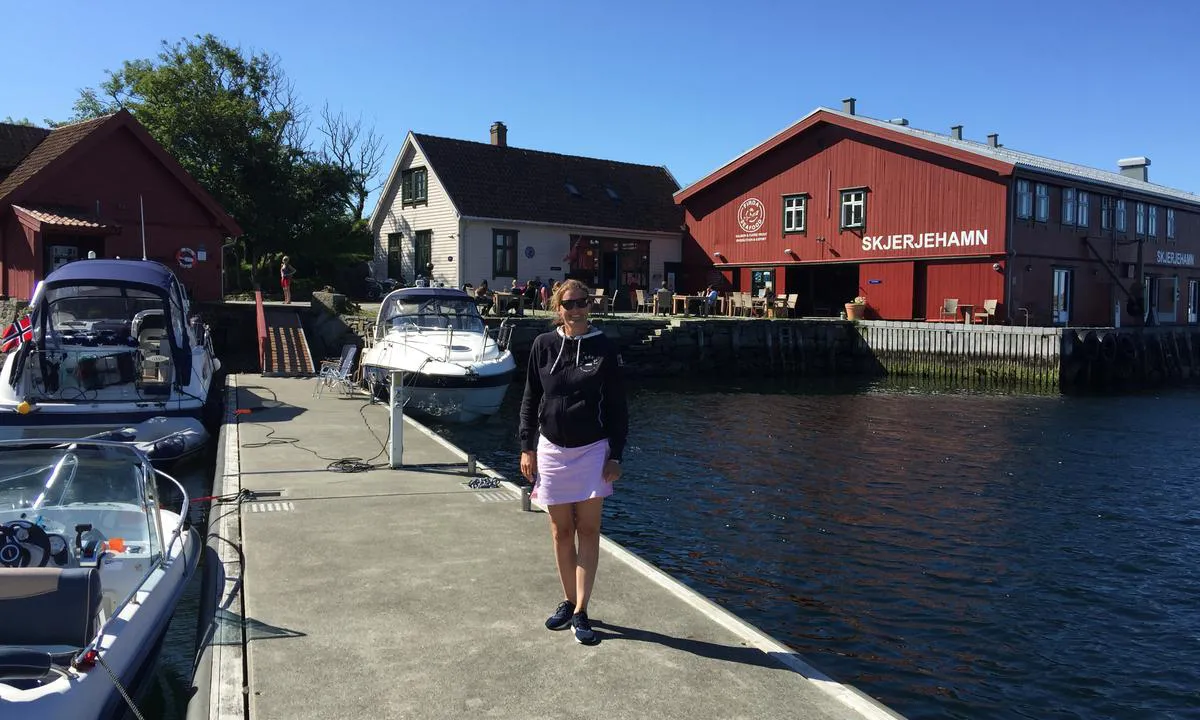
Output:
[976, 299, 999, 324]
[634, 289, 653, 314]
[939, 298, 959, 322]
[313, 344, 359, 398]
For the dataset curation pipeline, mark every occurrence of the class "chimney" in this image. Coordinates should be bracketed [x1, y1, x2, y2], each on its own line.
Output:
[950, 125, 963, 140]
[490, 121, 507, 147]
[842, 97, 856, 115]
[987, 133, 999, 148]
[1117, 156, 1151, 182]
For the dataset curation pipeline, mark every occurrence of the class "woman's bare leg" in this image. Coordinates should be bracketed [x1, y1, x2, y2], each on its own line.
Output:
[573, 498, 604, 613]
[547, 504, 578, 604]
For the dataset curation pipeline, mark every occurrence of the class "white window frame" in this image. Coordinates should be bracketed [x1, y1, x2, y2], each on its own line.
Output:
[840, 189, 866, 229]
[783, 194, 808, 233]
[1167, 208, 1176, 240]
[1148, 205, 1158, 238]
[1077, 191, 1089, 227]
[1062, 188, 1076, 226]
[1136, 203, 1146, 235]
[1189, 278, 1198, 324]
[1016, 180, 1032, 219]
[1116, 199, 1127, 232]
[1101, 196, 1112, 231]
[1035, 183, 1050, 222]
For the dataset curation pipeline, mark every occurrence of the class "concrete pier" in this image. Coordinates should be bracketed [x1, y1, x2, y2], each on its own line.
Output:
[192, 374, 905, 720]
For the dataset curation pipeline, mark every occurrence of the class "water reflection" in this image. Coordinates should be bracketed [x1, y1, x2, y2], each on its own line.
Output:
[439, 379, 1200, 720]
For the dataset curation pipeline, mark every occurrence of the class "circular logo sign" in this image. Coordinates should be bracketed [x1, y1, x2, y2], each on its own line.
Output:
[737, 198, 766, 233]
[176, 247, 196, 269]
[524, 246, 535, 259]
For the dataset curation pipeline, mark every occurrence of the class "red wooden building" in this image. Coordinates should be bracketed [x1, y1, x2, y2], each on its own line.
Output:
[675, 98, 1200, 327]
[0, 111, 241, 302]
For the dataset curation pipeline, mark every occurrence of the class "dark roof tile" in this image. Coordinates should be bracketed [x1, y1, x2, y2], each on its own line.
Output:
[0, 123, 51, 181]
[0, 116, 112, 201]
[412, 133, 682, 233]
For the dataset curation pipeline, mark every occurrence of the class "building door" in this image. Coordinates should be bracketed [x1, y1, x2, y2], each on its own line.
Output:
[1189, 280, 1199, 324]
[414, 230, 432, 280]
[751, 269, 775, 297]
[1052, 267, 1072, 325]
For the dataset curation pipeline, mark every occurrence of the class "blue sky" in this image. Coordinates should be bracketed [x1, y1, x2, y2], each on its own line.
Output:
[4, 0, 1198, 218]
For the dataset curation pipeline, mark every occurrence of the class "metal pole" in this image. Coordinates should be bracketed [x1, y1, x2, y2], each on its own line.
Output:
[389, 370, 404, 468]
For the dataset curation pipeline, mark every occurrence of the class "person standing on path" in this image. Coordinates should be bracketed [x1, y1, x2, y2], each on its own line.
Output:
[519, 279, 628, 646]
[280, 255, 296, 304]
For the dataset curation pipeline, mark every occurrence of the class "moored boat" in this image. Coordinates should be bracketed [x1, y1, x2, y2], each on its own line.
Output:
[360, 287, 516, 423]
[0, 439, 199, 719]
[0, 259, 220, 432]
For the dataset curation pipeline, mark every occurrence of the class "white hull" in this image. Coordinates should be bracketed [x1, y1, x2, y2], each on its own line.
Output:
[362, 304, 517, 424]
[0, 511, 198, 719]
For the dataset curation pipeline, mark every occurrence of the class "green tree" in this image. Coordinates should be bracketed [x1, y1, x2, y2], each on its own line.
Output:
[70, 34, 363, 290]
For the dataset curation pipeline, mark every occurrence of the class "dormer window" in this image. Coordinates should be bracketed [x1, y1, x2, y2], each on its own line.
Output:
[565, 182, 581, 197]
[605, 186, 620, 201]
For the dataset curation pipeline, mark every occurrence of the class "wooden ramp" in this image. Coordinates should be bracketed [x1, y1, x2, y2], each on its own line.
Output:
[260, 306, 316, 377]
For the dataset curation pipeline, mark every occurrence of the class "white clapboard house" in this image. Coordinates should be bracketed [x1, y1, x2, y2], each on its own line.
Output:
[369, 122, 683, 309]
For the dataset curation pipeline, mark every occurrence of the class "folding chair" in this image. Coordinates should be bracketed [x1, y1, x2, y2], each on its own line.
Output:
[313, 344, 359, 398]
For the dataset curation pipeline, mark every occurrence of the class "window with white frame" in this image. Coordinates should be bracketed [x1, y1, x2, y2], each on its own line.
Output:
[1016, 180, 1032, 219]
[1167, 208, 1176, 240]
[1116, 199, 1127, 232]
[1136, 202, 1146, 235]
[840, 189, 866, 229]
[1101, 196, 1112, 230]
[1077, 191, 1089, 227]
[1035, 183, 1050, 221]
[1148, 205, 1158, 238]
[1062, 188, 1076, 226]
[783, 194, 808, 233]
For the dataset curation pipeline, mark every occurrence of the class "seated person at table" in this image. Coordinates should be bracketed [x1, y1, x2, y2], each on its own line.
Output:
[655, 284, 672, 315]
[474, 280, 493, 315]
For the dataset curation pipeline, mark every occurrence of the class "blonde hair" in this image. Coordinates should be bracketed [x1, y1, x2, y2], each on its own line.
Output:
[282, 255, 290, 264]
[550, 279, 591, 326]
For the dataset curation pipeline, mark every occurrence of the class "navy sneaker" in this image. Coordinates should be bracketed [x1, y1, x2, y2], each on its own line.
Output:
[572, 611, 599, 645]
[545, 600, 575, 631]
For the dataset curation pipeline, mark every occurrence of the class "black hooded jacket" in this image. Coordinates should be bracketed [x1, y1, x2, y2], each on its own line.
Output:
[519, 326, 628, 461]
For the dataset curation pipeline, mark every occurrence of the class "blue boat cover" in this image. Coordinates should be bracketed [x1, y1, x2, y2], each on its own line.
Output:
[44, 259, 176, 291]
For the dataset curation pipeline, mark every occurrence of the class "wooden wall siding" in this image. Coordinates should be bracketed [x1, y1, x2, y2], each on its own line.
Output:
[922, 260, 1006, 322]
[857, 261, 913, 319]
[681, 125, 1009, 268]
[3, 216, 36, 299]
[374, 141, 460, 286]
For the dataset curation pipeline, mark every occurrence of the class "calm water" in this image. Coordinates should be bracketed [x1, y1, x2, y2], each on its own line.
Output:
[437, 378, 1200, 720]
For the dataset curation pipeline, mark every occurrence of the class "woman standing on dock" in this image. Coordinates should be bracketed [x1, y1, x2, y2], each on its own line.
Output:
[519, 279, 628, 646]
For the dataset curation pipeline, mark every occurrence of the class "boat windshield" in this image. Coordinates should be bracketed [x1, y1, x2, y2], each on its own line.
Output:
[0, 442, 163, 565]
[43, 284, 165, 342]
[379, 295, 486, 336]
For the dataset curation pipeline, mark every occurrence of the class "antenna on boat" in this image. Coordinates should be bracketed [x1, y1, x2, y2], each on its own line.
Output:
[139, 194, 147, 260]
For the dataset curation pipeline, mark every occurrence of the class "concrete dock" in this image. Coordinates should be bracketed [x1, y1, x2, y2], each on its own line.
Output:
[192, 374, 905, 720]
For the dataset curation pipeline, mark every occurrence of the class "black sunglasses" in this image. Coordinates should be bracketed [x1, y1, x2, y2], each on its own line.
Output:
[560, 297, 591, 310]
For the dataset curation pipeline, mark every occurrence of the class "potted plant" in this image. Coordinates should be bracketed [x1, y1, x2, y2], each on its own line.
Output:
[845, 295, 867, 321]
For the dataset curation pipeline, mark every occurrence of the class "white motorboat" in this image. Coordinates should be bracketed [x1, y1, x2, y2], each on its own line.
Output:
[0, 439, 199, 720]
[0, 259, 220, 432]
[361, 287, 516, 423]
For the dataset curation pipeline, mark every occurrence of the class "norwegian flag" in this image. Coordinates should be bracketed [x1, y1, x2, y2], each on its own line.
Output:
[1, 315, 32, 353]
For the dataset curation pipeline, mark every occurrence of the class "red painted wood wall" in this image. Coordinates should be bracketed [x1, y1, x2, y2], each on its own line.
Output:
[681, 123, 1009, 270]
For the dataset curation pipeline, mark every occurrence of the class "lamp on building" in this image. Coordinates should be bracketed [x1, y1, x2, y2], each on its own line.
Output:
[992, 262, 1003, 272]
[784, 248, 795, 258]
[712, 251, 726, 262]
